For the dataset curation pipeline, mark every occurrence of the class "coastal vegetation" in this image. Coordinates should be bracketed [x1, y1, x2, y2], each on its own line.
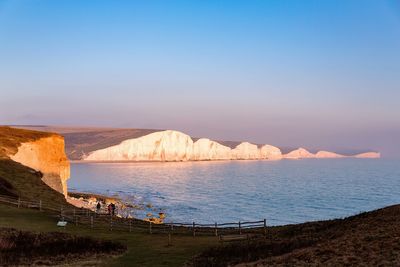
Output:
[0, 227, 126, 266]
[2, 196, 400, 266]
[192, 204, 400, 266]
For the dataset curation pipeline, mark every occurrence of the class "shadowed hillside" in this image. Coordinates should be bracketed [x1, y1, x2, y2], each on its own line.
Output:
[0, 227, 126, 266]
[191, 204, 400, 266]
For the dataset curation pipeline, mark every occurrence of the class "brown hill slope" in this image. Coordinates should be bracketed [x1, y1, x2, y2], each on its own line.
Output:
[192, 204, 400, 266]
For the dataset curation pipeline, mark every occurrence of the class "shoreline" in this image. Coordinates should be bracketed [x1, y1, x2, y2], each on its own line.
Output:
[67, 191, 166, 223]
[69, 157, 380, 164]
[66, 190, 398, 227]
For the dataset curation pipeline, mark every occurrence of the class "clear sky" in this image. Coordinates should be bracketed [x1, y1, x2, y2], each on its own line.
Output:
[1, 0, 399, 157]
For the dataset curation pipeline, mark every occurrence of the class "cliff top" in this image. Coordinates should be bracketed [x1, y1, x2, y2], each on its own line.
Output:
[0, 126, 68, 204]
[0, 126, 58, 158]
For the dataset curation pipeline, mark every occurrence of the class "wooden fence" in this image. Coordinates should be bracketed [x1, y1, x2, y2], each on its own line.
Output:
[0, 194, 268, 238]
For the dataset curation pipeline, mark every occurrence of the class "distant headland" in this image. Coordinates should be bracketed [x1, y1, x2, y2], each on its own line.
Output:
[11, 125, 380, 162]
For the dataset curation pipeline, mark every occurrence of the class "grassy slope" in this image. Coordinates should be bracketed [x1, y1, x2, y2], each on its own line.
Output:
[2, 202, 400, 267]
[0, 159, 67, 204]
[0, 204, 217, 266]
[192, 204, 400, 266]
[0, 227, 126, 266]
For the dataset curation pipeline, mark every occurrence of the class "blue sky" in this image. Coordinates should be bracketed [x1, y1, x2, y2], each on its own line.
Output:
[0, 0, 399, 157]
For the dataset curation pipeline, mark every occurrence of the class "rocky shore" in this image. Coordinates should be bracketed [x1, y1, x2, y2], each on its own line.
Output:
[67, 191, 166, 224]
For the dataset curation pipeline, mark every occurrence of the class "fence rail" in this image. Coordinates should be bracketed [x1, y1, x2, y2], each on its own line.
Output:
[0, 193, 268, 238]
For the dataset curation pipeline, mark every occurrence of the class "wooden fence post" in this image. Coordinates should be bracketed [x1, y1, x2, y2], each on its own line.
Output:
[215, 222, 218, 237]
[110, 216, 113, 231]
[239, 221, 242, 235]
[129, 220, 132, 232]
[17, 198, 20, 208]
[149, 221, 152, 234]
[90, 216, 93, 229]
[39, 200, 42, 211]
[263, 219, 267, 237]
[170, 222, 173, 231]
[192, 222, 196, 237]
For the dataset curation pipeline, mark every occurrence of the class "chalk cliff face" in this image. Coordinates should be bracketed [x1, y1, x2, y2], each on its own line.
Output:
[355, 152, 381, 158]
[284, 148, 315, 159]
[83, 130, 380, 162]
[84, 130, 283, 162]
[10, 136, 70, 197]
[85, 130, 194, 161]
[315, 151, 345, 158]
[192, 138, 232, 160]
[260, 145, 283, 160]
[231, 142, 260, 160]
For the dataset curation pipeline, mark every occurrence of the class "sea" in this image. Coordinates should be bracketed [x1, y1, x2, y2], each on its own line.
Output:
[68, 159, 400, 226]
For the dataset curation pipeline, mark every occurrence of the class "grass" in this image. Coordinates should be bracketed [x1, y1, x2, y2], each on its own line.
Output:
[0, 227, 126, 266]
[191, 205, 400, 266]
[0, 126, 55, 158]
[0, 159, 68, 204]
[0, 204, 218, 266]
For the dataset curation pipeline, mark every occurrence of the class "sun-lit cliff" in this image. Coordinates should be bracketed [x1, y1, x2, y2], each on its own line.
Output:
[0, 126, 70, 198]
[260, 144, 283, 160]
[84, 130, 283, 161]
[315, 151, 345, 158]
[10, 136, 70, 197]
[83, 130, 380, 162]
[231, 142, 260, 160]
[354, 152, 381, 158]
[283, 148, 315, 159]
[192, 138, 232, 160]
[84, 130, 194, 161]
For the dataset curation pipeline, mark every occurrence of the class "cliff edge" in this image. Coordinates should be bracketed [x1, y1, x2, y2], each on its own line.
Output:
[0, 127, 70, 197]
[84, 130, 380, 162]
[84, 130, 283, 162]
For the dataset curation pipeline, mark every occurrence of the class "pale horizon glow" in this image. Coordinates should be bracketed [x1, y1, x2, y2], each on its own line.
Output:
[0, 0, 399, 157]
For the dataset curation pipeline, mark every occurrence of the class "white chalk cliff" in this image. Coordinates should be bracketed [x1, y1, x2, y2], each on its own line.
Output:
[354, 152, 381, 158]
[284, 148, 315, 159]
[192, 138, 232, 160]
[85, 130, 283, 161]
[85, 130, 194, 161]
[260, 145, 283, 160]
[83, 130, 380, 162]
[231, 142, 260, 160]
[315, 151, 345, 158]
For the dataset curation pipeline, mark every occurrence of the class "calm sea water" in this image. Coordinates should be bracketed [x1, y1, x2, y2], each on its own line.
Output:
[69, 159, 400, 225]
